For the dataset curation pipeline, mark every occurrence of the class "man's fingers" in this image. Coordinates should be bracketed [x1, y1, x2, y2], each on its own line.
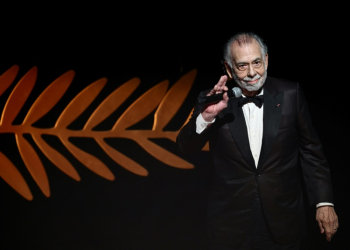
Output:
[323, 223, 338, 242]
[218, 75, 228, 86]
[209, 75, 228, 95]
[325, 227, 333, 241]
[318, 221, 324, 233]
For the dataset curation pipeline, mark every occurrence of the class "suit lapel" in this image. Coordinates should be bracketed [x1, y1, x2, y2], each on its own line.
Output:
[257, 85, 284, 170]
[225, 78, 284, 171]
[226, 97, 256, 170]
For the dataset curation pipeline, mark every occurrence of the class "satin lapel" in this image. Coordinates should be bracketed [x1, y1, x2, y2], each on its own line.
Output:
[226, 98, 256, 170]
[257, 89, 284, 170]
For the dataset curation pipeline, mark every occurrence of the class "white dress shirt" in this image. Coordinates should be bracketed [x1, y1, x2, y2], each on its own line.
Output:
[241, 90, 264, 167]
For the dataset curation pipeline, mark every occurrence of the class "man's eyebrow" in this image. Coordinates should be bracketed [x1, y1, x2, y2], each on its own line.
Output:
[236, 57, 261, 64]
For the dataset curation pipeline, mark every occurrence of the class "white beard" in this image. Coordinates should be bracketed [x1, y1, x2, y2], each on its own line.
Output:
[233, 69, 267, 92]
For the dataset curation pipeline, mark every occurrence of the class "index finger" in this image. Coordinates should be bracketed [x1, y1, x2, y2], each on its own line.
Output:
[323, 222, 335, 241]
[217, 75, 228, 89]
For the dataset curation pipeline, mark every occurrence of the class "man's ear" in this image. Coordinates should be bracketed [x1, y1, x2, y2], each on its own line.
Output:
[223, 61, 233, 81]
[265, 54, 268, 69]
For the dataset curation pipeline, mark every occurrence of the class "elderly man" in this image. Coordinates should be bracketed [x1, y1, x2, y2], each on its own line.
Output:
[176, 31, 338, 249]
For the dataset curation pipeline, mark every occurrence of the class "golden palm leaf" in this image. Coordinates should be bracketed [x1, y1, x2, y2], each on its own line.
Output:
[0, 65, 203, 201]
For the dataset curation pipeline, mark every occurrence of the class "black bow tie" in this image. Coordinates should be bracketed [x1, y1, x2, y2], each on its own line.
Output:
[238, 96, 264, 108]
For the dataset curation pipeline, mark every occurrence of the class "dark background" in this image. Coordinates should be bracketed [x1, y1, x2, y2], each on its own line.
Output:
[0, 6, 348, 250]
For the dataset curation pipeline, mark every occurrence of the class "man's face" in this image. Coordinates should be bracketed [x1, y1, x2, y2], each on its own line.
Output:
[227, 40, 268, 96]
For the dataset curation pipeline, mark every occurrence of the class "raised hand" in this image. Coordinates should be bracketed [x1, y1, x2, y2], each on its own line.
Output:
[201, 75, 230, 122]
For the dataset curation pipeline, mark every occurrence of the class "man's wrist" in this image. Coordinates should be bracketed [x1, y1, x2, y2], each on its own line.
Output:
[196, 113, 215, 134]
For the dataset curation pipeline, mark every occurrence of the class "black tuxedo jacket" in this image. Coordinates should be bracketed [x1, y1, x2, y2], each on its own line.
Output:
[176, 76, 334, 246]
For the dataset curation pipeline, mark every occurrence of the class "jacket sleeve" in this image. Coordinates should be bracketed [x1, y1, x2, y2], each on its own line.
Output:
[176, 90, 212, 155]
[296, 82, 334, 206]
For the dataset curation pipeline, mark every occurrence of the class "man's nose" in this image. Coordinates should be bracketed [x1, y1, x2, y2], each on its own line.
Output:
[247, 64, 256, 77]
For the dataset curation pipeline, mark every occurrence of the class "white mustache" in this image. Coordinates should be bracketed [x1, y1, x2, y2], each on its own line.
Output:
[243, 75, 261, 81]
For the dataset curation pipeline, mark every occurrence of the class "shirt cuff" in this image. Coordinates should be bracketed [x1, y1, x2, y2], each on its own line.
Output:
[196, 113, 215, 134]
[316, 202, 334, 208]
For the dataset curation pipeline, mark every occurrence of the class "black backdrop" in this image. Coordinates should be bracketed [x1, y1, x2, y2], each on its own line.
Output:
[0, 7, 348, 250]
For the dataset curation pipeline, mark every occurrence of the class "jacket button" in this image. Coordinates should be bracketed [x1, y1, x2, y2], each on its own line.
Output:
[256, 174, 260, 177]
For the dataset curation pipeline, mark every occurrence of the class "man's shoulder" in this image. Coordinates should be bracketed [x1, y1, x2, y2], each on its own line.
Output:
[266, 76, 298, 86]
[265, 76, 300, 92]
